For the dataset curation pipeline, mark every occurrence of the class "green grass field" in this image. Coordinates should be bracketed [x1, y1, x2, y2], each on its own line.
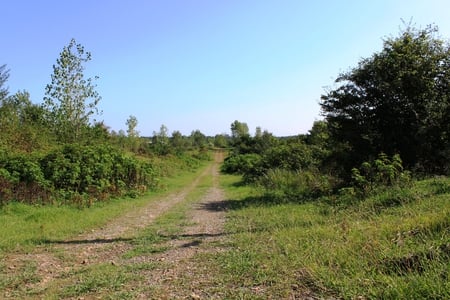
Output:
[213, 174, 449, 299]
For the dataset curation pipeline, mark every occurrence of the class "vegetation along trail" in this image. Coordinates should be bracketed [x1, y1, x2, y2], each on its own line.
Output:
[2, 151, 228, 299]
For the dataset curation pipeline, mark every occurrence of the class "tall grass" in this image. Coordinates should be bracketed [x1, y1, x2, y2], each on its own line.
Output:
[217, 174, 450, 299]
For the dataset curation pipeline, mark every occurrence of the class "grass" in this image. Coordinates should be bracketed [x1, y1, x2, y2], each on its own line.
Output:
[213, 174, 450, 299]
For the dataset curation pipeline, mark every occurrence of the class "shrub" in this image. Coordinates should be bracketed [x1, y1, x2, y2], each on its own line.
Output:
[221, 153, 263, 181]
[0, 152, 51, 204]
[0, 144, 160, 206]
[351, 153, 411, 197]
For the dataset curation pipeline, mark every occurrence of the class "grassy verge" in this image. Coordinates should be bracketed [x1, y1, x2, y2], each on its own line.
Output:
[0, 159, 208, 255]
[215, 174, 449, 299]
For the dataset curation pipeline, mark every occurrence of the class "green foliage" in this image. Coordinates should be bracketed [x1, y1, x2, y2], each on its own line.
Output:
[190, 129, 208, 148]
[126, 115, 139, 137]
[321, 25, 450, 175]
[221, 153, 263, 181]
[213, 134, 229, 148]
[152, 124, 170, 155]
[230, 120, 250, 140]
[43, 38, 101, 143]
[0, 152, 50, 205]
[41, 144, 158, 203]
[0, 144, 160, 206]
[263, 140, 316, 171]
[350, 153, 411, 197]
[60, 264, 133, 297]
[0, 90, 52, 152]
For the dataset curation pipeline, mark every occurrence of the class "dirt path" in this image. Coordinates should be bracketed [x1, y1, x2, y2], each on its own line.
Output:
[2, 151, 227, 299]
[142, 152, 227, 299]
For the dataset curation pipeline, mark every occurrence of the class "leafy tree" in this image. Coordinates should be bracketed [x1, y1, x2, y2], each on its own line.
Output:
[126, 115, 139, 137]
[231, 120, 250, 139]
[170, 130, 187, 152]
[190, 129, 207, 148]
[320, 25, 450, 175]
[43, 38, 102, 143]
[214, 134, 229, 148]
[152, 124, 170, 155]
[0, 90, 51, 151]
[253, 129, 279, 154]
[229, 120, 254, 154]
[0, 64, 9, 102]
[255, 126, 262, 138]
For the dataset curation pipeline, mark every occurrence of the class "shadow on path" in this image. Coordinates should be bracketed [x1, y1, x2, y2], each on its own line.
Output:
[35, 237, 133, 245]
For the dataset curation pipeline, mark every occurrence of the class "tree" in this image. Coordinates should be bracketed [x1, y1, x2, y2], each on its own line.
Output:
[190, 129, 207, 148]
[43, 38, 102, 142]
[320, 25, 450, 174]
[230, 120, 249, 139]
[214, 134, 229, 148]
[255, 126, 262, 138]
[171, 130, 186, 152]
[0, 64, 9, 102]
[0, 90, 51, 151]
[253, 129, 279, 154]
[152, 124, 170, 155]
[126, 115, 139, 137]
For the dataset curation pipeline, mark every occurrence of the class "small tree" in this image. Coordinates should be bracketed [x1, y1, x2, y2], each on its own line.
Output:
[126, 115, 139, 137]
[190, 129, 207, 148]
[231, 120, 249, 139]
[43, 39, 101, 142]
[214, 134, 229, 148]
[152, 124, 170, 155]
[171, 130, 186, 152]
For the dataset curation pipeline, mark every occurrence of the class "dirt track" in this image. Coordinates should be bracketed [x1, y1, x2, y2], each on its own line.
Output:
[2, 151, 227, 299]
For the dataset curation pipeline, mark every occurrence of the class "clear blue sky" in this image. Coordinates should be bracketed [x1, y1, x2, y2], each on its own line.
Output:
[3, 0, 450, 136]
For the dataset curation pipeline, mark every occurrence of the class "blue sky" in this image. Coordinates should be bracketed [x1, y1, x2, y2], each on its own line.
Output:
[3, 1, 450, 136]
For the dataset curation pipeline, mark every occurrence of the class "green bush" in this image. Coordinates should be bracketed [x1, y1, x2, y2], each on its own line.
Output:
[221, 153, 263, 181]
[0, 152, 51, 205]
[0, 144, 160, 206]
[351, 153, 411, 197]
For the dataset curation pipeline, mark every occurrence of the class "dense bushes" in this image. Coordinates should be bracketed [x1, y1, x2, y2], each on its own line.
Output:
[222, 121, 416, 205]
[0, 144, 159, 206]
